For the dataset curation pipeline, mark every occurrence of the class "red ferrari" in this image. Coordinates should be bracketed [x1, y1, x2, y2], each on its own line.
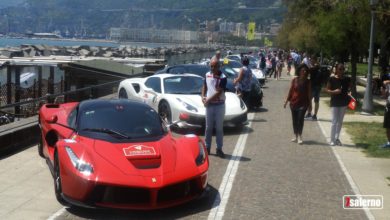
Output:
[38, 99, 209, 209]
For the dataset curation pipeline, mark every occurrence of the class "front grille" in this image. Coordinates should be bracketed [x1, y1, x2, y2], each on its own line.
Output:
[228, 114, 248, 125]
[157, 179, 200, 203]
[186, 115, 205, 126]
[90, 185, 150, 205]
[89, 179, 202, 207]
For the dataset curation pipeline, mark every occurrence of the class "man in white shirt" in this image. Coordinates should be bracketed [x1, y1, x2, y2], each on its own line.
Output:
[201, 58, 227, 158]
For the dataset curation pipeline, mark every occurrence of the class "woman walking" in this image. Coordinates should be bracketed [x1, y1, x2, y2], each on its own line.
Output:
[284, 64, 312, 144]
[234, 56, 253, 109]
[326, 63, 351, 146]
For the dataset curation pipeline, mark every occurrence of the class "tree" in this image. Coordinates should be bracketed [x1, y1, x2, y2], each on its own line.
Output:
[278, 0, 372, 98]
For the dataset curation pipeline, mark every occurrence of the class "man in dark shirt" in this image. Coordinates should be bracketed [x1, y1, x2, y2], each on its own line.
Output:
[306, 56, 322, 120]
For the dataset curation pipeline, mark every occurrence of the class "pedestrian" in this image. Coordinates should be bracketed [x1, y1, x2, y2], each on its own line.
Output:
[380, 67, 390, 148]
[284, 64, 312, 144]
[201, 58, 227, 158]
[287, 53, 293, 75]
[212, 50, 221, 61]
[326, 63, 351, 146]
[259, 53, 266, 72]
[302, 53, 311, 67]
[234, 56, 253, 109]
[269, 54, 277, 78]
[305, 56, 323, 120]
[276, 54, 284, 80]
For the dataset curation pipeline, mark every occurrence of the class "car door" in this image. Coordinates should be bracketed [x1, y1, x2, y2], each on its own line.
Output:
[144, 77, 162, 109]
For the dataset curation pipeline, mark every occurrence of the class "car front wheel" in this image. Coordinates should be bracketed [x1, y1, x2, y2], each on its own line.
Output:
[54, 151, 68, 206]
[158, 101, 172, 124]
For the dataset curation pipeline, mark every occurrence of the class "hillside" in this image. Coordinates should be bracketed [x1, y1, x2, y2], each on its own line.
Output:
[0, 0, 285, 37]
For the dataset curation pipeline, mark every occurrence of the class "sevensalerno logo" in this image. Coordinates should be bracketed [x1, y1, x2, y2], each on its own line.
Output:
[343, 195, 383, 209]
[123, 145, 156, 157]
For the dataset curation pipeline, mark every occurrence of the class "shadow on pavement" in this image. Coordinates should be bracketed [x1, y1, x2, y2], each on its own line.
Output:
[315, 118, 332, 123]
[224, 126, 254, 135]
[0, 143, 35, 160]
[208, 153, 251, 162]
[65, 185, 220, 219]
[250, 107, 268, 113]
[302, 140, 329, 147]
[249, 118, 267, 123]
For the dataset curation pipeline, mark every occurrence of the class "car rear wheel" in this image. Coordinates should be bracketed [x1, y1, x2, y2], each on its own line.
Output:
[54, 151, 68, 206]
[158, 101, 172, 124]
[118, 88, 128, 99]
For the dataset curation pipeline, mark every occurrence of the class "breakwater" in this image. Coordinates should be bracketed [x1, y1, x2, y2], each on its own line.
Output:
[0, 43, 241, 61]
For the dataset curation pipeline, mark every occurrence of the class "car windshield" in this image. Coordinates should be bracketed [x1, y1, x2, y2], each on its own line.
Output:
[224, 60, 243, 69]
[220, 66, 237, 79]
[164, 76, 203, 94]
[184, 65, 210, 77]
[78, 104, 165, 141]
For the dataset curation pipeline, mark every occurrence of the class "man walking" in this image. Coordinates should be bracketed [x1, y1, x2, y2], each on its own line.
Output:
[202, 58, 227, 158]
[306, 56, 322, 120]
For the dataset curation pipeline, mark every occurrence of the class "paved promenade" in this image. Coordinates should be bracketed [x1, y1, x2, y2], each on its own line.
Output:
[317, 90, 390, 220]
[1, 75, 389, 219]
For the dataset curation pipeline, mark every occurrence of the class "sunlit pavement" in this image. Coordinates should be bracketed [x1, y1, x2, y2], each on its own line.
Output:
[0, 77, 370, 219]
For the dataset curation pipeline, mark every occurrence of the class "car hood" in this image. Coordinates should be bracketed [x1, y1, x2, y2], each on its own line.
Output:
[164, 93, 246, 115]
[93, 135, 177, 176]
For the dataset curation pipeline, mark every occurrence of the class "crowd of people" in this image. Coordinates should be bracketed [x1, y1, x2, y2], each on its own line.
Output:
[202, 49, 390, 154]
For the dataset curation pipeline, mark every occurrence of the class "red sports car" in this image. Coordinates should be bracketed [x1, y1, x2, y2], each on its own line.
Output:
[38, 99, 209, 209]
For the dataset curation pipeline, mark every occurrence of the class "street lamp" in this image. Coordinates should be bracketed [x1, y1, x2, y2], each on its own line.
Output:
[362, 0, 378, 114]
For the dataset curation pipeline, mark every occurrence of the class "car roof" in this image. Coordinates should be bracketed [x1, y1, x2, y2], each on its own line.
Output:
[152, 73, 204, 79]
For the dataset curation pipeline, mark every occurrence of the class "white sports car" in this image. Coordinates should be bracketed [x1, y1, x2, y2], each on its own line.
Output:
[118, 73, 248, 129]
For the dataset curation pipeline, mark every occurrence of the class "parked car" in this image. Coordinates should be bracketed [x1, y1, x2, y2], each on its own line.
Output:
[220, 65, 263, 109]
[222, 58, 266, 86]
[118, 74, 248, 128]
[155, 63, 263, 109]
[38, 99, 209, 209]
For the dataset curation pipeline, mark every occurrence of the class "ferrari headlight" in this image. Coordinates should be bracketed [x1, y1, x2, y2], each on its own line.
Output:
[65, 146, 93, 176]
[240, 98, 246, 110]
[195, 141, 206, 166]
[176, 98, 198, 112]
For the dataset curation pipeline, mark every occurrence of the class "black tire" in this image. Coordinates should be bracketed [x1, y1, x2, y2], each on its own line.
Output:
[38, 126, 44, 158]
[158, 101, 172, 124]
[118, 88, 128, 99]
[54, 151, 68, 206]
[38, 136, 44, 158]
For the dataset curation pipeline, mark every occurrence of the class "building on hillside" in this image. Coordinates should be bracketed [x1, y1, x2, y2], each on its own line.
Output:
[269, 23, 281, 36]
[219, 21, 236, 33]
[109, 28, 199, 44]
[234, 23, 245, 37]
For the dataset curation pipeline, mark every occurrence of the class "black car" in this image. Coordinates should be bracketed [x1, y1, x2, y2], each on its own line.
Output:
[155, 64, 263, 108]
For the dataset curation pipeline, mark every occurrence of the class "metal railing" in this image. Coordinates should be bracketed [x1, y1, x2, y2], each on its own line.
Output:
[0, 79, 122, 125]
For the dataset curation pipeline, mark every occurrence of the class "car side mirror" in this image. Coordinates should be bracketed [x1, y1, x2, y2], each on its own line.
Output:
[45, 115, 58, 124]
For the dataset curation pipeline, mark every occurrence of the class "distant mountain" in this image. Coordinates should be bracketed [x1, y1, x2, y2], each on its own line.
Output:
[0, 0, 285, 38]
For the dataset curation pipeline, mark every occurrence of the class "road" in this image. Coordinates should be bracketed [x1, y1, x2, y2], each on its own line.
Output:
[0, 78, 367, 219]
